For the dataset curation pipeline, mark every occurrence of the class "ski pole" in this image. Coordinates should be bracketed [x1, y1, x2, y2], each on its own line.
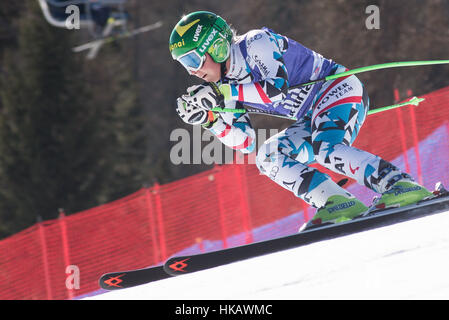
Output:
[366, 96, 424, 115]
[293, 60, 449, 89]
[212, 96, 425, 120]
[211, 59, 448, 115]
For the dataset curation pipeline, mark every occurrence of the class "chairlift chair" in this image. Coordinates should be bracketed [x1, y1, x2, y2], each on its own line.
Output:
[37, 0, 128, 37]
[37, 0, 162, 60]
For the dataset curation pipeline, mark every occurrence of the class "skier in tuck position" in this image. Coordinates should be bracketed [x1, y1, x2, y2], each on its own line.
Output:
[169, 11, 433, 230]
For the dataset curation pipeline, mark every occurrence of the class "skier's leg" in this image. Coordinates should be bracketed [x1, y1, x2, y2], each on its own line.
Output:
[310, 73, 395, 193]
[255, 113, 364, 211]
[311, 73, 432, 207]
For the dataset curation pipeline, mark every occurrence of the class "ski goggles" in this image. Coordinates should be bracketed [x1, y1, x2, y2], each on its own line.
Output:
[177, 50, 206, 72]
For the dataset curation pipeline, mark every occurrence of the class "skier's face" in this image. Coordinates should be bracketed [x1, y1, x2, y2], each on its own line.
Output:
[190, 53, 221, 82]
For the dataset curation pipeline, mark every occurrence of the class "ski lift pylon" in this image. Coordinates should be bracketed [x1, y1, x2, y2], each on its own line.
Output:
[73, 20, 163, 60]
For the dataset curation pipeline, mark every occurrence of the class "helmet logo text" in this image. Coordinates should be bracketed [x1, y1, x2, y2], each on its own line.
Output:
[199, 29, 217, 53]
[193, 25, 203, 42]
[169, 39, 186, 52]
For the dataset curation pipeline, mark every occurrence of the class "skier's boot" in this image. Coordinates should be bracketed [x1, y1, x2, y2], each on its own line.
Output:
[369, 179, 433, 212]
[299, 179, 368, 232]
[300, 194, 368, 231]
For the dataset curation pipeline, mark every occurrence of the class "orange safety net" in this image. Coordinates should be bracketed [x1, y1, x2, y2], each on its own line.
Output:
[1, 86, 449, 299]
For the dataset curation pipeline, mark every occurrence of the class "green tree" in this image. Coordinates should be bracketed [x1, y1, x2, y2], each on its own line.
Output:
[85, 52, 149, 201]
[0, 2, 109, 237]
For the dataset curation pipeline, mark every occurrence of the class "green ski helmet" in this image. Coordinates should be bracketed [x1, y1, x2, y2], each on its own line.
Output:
[169, 11, 233, 72]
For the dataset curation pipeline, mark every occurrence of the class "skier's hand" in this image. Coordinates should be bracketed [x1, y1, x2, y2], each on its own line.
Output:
[176, 97, 218, 127]
[181, 83, 225, 111]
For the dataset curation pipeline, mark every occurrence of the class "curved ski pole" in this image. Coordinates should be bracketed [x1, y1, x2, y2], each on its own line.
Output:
[211, 59, 448, 116]
[294, 60, 449, 89]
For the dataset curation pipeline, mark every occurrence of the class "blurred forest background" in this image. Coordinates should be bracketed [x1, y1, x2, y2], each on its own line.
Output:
[0, 0, 447, 239]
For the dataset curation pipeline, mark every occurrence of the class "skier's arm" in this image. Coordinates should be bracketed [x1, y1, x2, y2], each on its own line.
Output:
[204, 101, 256, 154]
[220, 30, 289, 105]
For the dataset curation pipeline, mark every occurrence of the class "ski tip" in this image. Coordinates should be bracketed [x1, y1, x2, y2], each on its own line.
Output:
[99, 273, 127, 290]
[434, 181, 448, 195]
[164, 257, 191, 276]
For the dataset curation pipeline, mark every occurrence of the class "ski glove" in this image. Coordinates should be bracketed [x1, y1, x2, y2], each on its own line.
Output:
[176, 97, 218, 127]
[181, 83, 225, 111]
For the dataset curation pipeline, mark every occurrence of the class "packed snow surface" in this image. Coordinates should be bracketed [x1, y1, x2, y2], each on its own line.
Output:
[87, 209, 449, 300]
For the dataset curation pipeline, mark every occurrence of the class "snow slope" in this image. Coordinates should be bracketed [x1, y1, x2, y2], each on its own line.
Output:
[86, 209, 449, 300]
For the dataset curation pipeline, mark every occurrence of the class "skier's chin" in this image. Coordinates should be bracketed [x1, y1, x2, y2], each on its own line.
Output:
[204, 73, 220, 83]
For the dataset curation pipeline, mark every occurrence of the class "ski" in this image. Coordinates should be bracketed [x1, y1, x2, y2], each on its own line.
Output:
[164, 183, 449, 276]
[99, 265, 170, 290]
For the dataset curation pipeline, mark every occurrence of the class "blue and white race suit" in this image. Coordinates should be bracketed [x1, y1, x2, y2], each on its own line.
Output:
[205, 28, 410, 208]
